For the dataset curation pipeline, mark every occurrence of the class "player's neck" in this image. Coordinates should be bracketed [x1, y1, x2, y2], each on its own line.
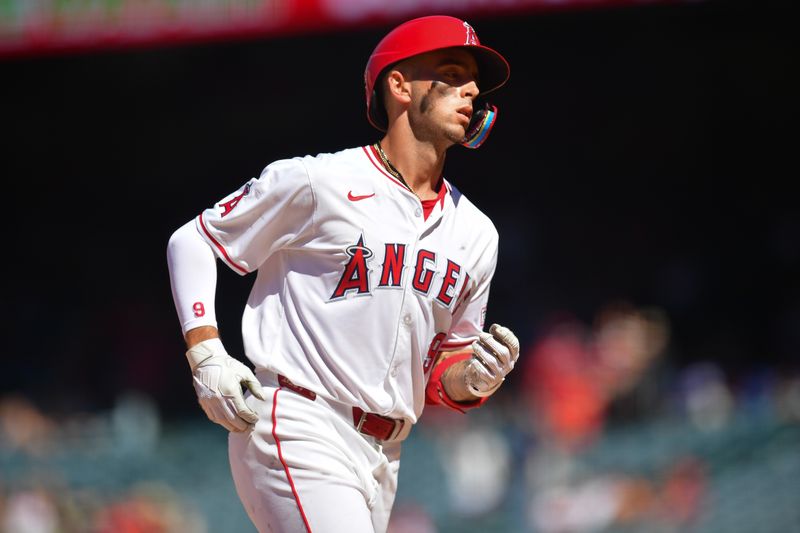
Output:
[379, 132, 446, 201]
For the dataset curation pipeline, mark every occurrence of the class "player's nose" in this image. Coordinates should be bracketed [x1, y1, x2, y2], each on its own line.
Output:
[461, 80, 480, 100]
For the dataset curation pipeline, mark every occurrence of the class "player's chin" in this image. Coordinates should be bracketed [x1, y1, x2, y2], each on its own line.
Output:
[444, 124, 468, 145]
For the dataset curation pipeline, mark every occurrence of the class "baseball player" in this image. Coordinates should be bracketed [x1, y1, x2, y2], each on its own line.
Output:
[166, 15, 519, 533]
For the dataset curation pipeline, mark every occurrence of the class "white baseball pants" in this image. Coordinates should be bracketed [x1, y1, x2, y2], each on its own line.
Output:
[228, 372, 402, 533]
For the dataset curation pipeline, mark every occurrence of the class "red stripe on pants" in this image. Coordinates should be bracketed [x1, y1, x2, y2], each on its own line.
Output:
[271, 388, 313, 532]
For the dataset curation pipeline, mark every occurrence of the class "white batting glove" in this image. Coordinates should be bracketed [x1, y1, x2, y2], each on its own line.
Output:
[186, 338, 266, 432]
[465, 324, 520, 397]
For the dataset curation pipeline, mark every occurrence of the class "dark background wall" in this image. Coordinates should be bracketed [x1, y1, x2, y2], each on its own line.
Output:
[2, 0, 797, 418]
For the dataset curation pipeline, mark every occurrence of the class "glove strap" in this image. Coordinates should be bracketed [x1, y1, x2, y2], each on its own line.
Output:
[466, 376, 504, 398]
[185, 337, 226, 370]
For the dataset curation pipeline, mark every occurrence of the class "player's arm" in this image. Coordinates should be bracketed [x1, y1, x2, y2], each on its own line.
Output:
[167, 221, 264, 432]
[426, 324, 520, 410]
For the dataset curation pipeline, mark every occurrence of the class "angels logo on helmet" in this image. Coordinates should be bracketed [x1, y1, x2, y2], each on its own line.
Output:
[463, 21, 479, 45]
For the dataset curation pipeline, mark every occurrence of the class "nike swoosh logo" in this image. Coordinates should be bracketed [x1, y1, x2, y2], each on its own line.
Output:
[348, 191, 375, 202]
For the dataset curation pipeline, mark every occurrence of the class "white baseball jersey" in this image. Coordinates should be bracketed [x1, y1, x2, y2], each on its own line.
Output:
[194, 145, 498, 422]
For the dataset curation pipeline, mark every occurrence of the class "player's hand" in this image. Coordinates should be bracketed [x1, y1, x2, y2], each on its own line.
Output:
[465, 324, 520, 397]
[185, 338, 266, 432]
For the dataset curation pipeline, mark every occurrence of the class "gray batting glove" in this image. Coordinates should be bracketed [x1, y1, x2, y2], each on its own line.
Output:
[466, 324, 521, 397]
[186, 338, 266, 432]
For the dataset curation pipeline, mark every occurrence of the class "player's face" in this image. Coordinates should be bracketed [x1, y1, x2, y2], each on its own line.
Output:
[404, 49, 481, 146]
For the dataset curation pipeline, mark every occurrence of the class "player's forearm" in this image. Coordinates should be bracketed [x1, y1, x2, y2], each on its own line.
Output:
[167, 220, 219, 335]
[440, 352, 482, 402]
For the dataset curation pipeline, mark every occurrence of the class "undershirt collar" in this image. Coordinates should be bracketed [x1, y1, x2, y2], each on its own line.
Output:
[421, 183, 447, 220]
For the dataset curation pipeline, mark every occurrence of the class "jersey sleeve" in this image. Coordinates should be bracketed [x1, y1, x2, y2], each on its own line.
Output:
[195, 158, 315, 275]
[440, 229, 499, 351]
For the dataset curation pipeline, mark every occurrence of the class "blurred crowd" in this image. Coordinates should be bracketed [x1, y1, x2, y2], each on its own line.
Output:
[390, 301, 800, 533]
[3, 301, 800, 532]
[0, 393, 207, 533]
[518, 303, 706, 533]
[0, 481, 205, 533]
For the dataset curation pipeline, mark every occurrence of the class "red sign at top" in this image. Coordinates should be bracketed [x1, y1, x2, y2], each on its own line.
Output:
[0, 0, 687, 60]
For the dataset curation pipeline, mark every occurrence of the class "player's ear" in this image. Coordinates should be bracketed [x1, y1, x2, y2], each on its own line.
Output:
[385, 69, 412, 105]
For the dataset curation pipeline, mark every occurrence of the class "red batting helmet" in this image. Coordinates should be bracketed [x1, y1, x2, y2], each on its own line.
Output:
[364, 15, 510, 131]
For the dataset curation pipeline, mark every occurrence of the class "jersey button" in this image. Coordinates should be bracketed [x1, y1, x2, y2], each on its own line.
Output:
[414, 207, 422, 218]
[403, 314, 412, 325]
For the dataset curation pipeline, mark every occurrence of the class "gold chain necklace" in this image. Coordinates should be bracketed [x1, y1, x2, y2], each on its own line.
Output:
[373, 142, 420, 200]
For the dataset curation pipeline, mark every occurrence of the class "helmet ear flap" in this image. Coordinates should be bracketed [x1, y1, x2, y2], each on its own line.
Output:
[369, 85, 389, 132]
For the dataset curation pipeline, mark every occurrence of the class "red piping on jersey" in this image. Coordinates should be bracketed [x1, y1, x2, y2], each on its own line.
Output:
[362, 145, 451, 207]
[198, 213, 248, 275]
[272, 389, 313, 533]
[440, 340, 474, 350]
[363, 145, 408, 191]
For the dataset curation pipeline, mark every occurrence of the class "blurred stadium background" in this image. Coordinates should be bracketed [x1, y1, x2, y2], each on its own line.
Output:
[2, 0, 798, 531]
